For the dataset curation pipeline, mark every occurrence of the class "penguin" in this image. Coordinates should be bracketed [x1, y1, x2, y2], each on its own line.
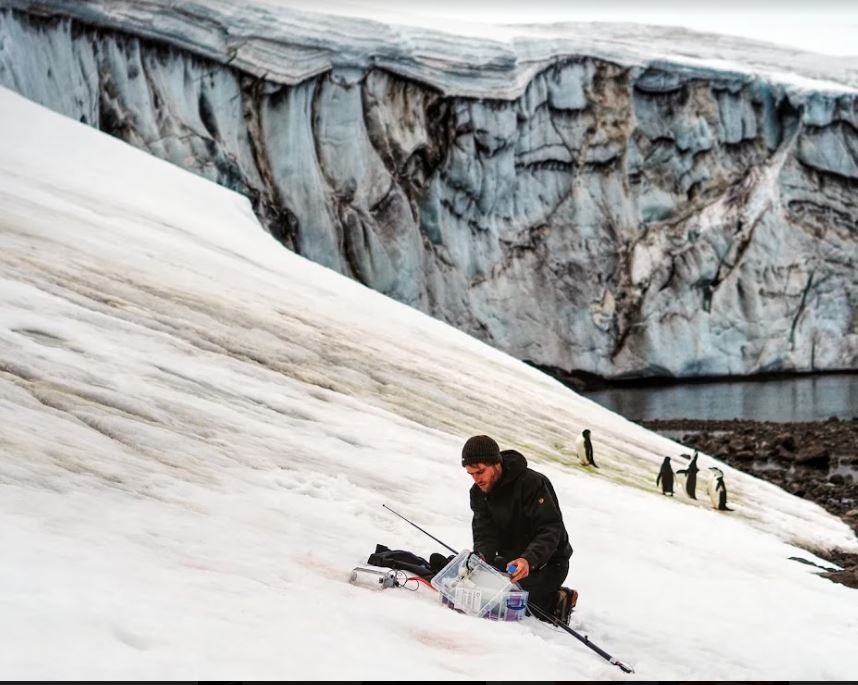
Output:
[707, 467, 733, 511]
[656, 456, 674, 495]
[575, 429, 598, 468]
[675, 450, 699, 499]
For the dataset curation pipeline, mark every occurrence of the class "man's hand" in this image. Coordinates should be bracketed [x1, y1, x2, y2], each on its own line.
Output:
[506, 557, 530, 583]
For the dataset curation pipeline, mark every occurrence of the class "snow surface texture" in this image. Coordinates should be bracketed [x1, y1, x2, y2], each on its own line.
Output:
[1, 1, 857, 381]
[1, 87, 857, 680]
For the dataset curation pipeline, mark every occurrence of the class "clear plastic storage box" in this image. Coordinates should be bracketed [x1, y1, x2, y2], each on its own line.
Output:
[430, 549, 529, 621]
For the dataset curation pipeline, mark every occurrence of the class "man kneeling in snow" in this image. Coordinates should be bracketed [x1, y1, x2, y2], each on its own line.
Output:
[462, 434, 576, 624]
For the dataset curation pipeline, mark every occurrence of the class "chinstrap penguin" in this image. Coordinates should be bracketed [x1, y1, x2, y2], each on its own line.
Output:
[676, 450, 700, 499]
[707, 467, 732, 511]
[656, 456, 674, 495]
[575, 429, 598, 468]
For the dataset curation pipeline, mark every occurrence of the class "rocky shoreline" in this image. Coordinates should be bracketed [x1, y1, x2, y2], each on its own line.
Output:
[639, 417, 858, 589]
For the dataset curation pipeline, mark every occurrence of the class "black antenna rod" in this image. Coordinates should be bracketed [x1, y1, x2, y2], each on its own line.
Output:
[382, 503, 458, 555]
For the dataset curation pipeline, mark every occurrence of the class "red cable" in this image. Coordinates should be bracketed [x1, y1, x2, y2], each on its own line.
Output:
[406, 576, 438, 591]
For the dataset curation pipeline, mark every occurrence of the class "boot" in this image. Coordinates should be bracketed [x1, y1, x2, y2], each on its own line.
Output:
[553, 586, 579, 625]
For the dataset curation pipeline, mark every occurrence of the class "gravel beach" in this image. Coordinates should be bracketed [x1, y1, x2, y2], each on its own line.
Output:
[640, 417, 858, 589]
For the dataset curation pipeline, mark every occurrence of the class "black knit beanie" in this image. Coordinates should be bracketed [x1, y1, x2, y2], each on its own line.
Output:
[461, 435, 501, 467]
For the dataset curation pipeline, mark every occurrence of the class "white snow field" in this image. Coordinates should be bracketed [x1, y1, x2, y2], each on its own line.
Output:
[1, 87, 857, 679]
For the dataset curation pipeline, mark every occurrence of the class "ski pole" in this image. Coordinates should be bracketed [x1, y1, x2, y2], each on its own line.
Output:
[382, 503, 458, 554]
[382, 503, 635, 674]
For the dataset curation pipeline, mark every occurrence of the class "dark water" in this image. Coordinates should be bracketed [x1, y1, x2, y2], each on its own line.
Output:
[584, 373, 858, 422]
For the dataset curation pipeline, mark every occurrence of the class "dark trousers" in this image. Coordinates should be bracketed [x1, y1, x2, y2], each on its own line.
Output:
[518, 558, 570, 620]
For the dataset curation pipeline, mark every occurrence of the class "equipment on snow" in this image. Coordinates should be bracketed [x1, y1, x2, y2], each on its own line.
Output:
[365, 543, 436, 580]
[349, 564, 436, 592]
[349, 566, 403, 589]
[432, 548, 529, 621]
[381, 503, 634, 674]
[526, 601, 633, 673]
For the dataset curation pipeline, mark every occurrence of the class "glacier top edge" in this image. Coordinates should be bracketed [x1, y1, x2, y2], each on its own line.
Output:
[4, 0, 857, 98]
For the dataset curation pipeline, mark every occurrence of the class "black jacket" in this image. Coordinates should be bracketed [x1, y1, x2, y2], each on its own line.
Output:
[469, 449, 572, 570]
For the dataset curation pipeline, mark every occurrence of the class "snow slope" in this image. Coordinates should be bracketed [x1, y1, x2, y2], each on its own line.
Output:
[1, 87, 856, 679]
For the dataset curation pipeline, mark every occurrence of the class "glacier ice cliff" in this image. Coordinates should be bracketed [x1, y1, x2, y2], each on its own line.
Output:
[1, 0, 856, 380]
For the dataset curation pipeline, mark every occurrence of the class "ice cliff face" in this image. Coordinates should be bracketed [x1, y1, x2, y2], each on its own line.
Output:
[1, 1, 856, 380]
